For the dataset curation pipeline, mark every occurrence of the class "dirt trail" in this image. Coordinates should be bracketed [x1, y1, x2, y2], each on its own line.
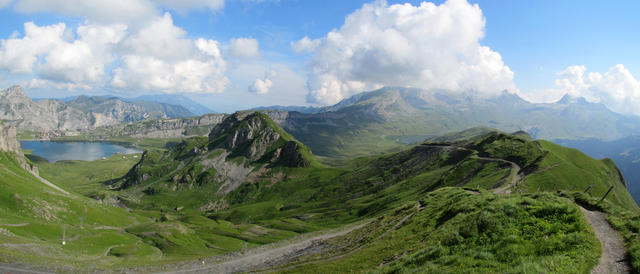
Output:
[416, 144, 522, 194]
[34, 174, 69, 195]
[579, 206, 630, 274]
[157, 222, 369, 274]
[487, 157, 521, 194]
[0, 223, 28, 227]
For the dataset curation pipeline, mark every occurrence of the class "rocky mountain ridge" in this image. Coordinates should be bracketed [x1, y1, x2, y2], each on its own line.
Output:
[117, 112, 312, 193]
[0, 86, 194, 132]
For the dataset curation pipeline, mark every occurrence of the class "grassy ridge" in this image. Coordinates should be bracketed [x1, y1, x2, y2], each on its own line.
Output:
[4, 119, 639, 271]
[277, 188, 600, 273]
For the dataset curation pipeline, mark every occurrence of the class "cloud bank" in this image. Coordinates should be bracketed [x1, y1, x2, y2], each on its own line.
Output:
[539, 65, 640, 116]
[0, 13, 229, 93]
[302, 0, 516, 105]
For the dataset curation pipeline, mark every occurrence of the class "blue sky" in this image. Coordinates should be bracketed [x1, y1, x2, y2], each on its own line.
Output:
[0, 0, 639, 114]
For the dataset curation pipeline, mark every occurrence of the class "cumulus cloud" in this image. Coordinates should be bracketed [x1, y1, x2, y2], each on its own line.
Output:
[249, 70, 276, 94]
[538, 64, 640, 115]
[229, 37, 259, 58]
[304, 0, 516, 105]
[110, 13, 229, 93]
[0, 13, 229, 94]
[291, 36, 321, 54]
[0, 22, 126, 85]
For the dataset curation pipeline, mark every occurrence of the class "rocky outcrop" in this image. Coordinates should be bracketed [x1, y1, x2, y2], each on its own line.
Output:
[273, 141, 311, 168]
[0, 86, 194, 132]
[85, 113, 226, 139]
[0, 122, 39, 176]
[208, 112, 310, 166]
[118, 111, 314, 194]
[0, 122, 21, 154]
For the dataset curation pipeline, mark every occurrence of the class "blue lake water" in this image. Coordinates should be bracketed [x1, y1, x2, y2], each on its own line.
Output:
[20, 141, 143, 162]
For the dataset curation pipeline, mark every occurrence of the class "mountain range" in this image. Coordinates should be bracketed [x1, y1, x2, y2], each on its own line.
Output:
[0, 86, 195, 132]
[3, 111, 638, 272]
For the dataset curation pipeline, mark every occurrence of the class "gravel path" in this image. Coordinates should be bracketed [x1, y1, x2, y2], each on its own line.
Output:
[155, 222, 370, 274]
[580, 206, 630, 273]
[416, 144, 522, 194]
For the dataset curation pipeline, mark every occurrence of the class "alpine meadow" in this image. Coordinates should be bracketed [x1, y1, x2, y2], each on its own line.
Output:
[1, 0, 640, 273]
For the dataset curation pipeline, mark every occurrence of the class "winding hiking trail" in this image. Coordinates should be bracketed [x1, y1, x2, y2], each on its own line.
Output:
[417, 144, 522, 194]
[34, 174, 69, 195]
[488, 156, 521, 194]
[156, 222, 370, 274]
[579, 206, 631, 274]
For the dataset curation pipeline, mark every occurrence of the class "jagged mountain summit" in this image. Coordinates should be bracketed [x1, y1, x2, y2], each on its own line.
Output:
[259, 87, 640, 157]
[115, 111, 314, 193]
[0, 86, 194, 132]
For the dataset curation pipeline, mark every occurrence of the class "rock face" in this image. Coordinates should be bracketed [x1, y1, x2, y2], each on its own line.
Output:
[86, 113, 226, 139]
[0, 86, 194, 132]
[118, 111, 313, 193]
[209, 112, 310, 167]
[0, 122, 21, 154]
[0, 122, 39, 176]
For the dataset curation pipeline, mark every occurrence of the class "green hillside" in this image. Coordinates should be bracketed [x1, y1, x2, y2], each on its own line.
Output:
[3, 113, 639, 272]
[275, 188, 601, 273]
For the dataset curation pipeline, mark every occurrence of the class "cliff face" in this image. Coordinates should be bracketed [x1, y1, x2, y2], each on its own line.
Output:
[0, 86, 194, 132]
[118, 111, 313, 193]
[0, 122, 21, 154]
[0, 121, 39, 176]
[209, 112, 311, 167]
[88, 114, 226, 139]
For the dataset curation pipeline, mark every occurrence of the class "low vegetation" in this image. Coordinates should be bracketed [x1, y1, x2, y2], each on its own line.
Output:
[2, 113, 639, 272]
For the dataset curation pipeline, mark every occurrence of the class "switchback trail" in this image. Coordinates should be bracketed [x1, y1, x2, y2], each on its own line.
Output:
[416, 144, 522, 194]
[579, 206, 630, 273]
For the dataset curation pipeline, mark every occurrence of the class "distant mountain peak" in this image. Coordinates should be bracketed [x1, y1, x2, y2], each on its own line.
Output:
[557, 94, 589, 105]
[1, 85, 28, 98]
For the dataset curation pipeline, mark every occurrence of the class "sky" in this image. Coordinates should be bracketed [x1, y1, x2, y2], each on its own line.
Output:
[0, 0, 639, 114]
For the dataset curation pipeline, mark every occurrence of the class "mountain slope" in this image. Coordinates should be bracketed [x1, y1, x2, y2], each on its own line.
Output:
[0, 86, 194, 132]
[126, 94, 215, 116]
[4, 114, 640, 271]
[106, 122, 639, 272]
[115, 111, 315, 193]
[263, 87, 640, 158]
[557, 137, 640, 205]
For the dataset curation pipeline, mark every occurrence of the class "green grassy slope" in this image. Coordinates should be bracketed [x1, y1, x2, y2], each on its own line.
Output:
[521, 140, 637, 212]
[6, 118, 639, 271]
[0, 151, 154, 268]
[275, 188, 600, 273]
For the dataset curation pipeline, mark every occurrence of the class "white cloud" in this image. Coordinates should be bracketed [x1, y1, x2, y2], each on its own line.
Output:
[0, 22, 126, 86]
[28, 78, 91, 90]
[0, 13, 230, 94]
[153, 0, 224, 14]
[249, 70, 276, 94]
[535, 64, 640, 116]
[121, 13, 193, 61]
[291, 36, 321, 54]
[110, 13, 229, 93]
[0, 0, 12, 8]
[229, 37, 259, 58]
[39, 24, 127, 84]
[13, 0, 158, 25]
[12, 0, 225, 25]
[304, 0, 516, 105]
[0, 22, 65, 74]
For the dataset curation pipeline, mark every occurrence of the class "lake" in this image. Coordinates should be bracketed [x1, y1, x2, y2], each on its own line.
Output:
[20, 141, 143, 162]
